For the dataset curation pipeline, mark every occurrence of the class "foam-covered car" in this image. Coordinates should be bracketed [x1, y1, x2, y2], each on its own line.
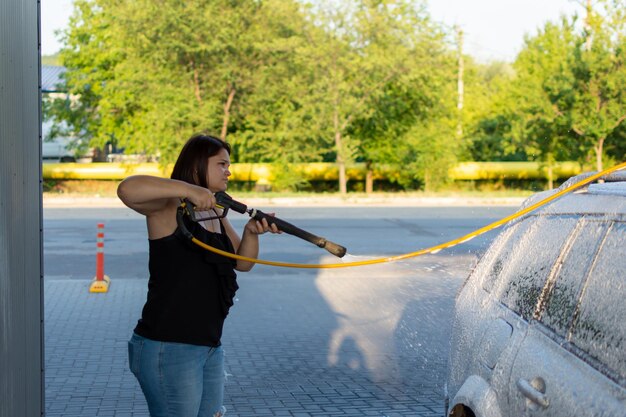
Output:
[445, 171, 626, 417]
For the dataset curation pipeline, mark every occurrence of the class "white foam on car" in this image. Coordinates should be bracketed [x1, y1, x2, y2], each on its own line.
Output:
[588, 182, 626, 197]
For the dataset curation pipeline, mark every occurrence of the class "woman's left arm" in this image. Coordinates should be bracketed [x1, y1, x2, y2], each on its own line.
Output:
[221, 216, 279, 272]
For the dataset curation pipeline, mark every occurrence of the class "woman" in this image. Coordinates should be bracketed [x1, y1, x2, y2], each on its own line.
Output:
[118, 134, 279, 417]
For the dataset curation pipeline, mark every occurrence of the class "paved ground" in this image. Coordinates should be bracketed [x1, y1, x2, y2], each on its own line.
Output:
[44, 200, 519, 416]
[46, 259, 462, 417]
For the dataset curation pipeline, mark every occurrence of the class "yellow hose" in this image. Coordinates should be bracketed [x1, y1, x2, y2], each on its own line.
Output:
[192, 162, 626, 269]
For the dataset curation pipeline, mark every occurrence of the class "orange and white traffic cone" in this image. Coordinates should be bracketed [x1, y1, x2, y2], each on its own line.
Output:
[89, 223, 111, 293]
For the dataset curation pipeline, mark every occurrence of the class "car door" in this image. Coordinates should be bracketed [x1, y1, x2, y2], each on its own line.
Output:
[507, 220, 626, 416]
[468, 215, 580, 415]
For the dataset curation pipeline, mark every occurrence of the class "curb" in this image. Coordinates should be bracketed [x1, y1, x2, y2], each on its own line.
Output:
[43, 195, 526, 208]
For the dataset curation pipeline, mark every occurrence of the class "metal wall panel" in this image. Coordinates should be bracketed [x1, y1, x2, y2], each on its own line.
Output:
[0, 0, 44, 416]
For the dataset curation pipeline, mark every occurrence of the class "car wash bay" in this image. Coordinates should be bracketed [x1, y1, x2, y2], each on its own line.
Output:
[43, 204, 515, 417]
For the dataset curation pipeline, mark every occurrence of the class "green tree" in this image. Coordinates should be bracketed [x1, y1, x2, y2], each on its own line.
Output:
[230, 1, 329, 165]
[294, 1, 366, 194]
[47, 0, 125, 151]
[476, 1, 626, 181]
[465, 60, 522, 162]
[351, 1, 455, 192]
[300, 0, 452, 193]
[511, 18, 580, 187]
[567, 0, 626, 170]
[51, 0, 312, 164]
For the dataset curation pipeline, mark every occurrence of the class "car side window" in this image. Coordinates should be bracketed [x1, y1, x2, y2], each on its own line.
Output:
[481, 220, 532, 294]
[471, 222, 518, 292]
[540, 220, 608, 337]
[569, 221, 626, 382]
[491, 216, 579, 320]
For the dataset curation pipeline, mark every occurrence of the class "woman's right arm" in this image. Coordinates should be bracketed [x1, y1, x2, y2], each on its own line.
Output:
[117, 175, 215, 216]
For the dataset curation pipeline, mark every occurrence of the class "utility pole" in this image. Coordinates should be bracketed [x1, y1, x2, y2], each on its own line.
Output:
[571, 0, 595, 49]
[456, 25, 464, 140]
[585, 0, 593, 50]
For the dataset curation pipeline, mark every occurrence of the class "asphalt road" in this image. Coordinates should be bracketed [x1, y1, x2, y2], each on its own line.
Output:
[44, 204, 517, 416]
[43, 205, 515, 279]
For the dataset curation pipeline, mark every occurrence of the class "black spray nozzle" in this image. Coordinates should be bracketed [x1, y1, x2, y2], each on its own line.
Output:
[214, 192, 347, 258]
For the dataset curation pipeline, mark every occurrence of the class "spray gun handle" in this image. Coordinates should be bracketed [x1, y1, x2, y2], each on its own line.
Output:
[181, 198, 229, 221]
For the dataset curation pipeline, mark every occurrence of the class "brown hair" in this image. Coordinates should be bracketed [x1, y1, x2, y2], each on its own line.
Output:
[170, 134, 231, 188]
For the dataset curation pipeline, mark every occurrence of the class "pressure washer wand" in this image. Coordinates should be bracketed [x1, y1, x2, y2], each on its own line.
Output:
[215, 192, 347, 258]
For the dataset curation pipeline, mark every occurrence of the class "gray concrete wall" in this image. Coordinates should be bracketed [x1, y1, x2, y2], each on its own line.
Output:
[0, 0, 44, 416]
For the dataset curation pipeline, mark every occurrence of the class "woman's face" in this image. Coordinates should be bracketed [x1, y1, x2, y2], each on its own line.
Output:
[206, 148, 231, 192]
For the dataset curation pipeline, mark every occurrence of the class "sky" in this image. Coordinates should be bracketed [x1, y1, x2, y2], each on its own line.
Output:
[427, 0, 578, 61]
[41, 0, 580, 62]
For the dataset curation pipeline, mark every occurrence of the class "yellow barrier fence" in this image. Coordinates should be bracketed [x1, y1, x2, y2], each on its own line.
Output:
[42, 161, 583, 183]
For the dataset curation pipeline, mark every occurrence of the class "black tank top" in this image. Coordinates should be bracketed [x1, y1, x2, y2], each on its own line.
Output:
[134, 215, 238, 347]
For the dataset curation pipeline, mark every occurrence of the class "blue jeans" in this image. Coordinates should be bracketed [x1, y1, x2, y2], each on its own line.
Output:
[128, 333, 226, 417]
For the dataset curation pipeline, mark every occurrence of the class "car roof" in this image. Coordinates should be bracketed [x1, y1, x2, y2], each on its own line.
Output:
[519, 170, 626, 217]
